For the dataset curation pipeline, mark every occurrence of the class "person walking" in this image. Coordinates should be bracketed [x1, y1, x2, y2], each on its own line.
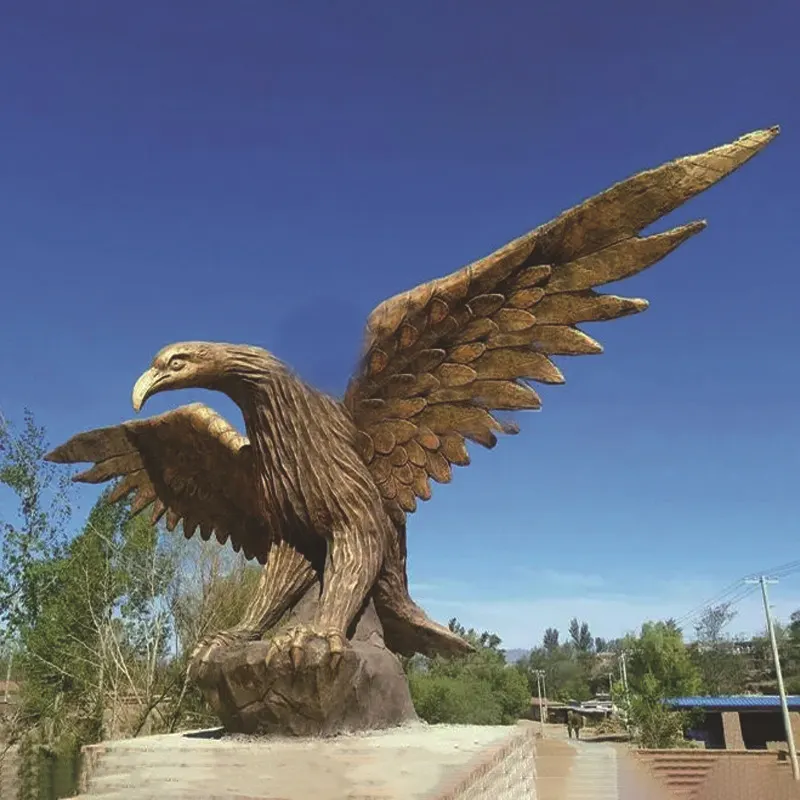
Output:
[567, 710, 584, 740]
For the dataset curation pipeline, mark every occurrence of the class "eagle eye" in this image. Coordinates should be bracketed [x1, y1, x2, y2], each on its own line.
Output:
[168, 356, 187, 372]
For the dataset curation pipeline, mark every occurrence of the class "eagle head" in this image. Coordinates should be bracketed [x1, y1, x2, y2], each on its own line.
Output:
[132, 341, 278, 412]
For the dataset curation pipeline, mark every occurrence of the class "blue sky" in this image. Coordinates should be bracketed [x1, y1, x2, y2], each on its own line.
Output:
[1, 1, 798, 648]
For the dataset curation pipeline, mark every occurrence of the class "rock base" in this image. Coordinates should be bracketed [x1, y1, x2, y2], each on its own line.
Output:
[193, 586, 418, 736]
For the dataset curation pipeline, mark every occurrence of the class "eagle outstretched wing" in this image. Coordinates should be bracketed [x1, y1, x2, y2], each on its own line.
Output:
[344, 127, 778, 517]
[45, 403, 273, 563]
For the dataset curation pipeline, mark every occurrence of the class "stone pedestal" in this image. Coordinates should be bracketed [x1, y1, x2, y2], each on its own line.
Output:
[192, 585, 418, 737]
[71, 723, 536, 799]
[790, 711, 800, 746]
[722, 711, 745, 749]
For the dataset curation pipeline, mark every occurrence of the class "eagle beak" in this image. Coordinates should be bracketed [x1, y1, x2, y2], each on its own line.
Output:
[132, 368, 162, 413]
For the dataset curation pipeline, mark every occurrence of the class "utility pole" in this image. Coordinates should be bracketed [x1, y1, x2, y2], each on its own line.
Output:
[620, 652, 629, 696]
[534, 670, 545, 734]
[541, 671, 548, 724]
[746, 576, 799, 781]
[3, 649, 11, 703]
[618, 651, 630, 727]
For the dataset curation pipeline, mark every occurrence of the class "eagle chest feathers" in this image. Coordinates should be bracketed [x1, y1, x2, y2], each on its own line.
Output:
[244, 376, 390, 542]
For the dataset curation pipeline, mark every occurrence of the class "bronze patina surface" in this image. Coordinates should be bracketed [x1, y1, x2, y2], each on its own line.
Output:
[47, 127, 778, 735]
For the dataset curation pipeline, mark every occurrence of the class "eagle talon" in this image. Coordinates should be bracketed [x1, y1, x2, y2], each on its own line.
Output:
[263, 625, 348, 671]
[264, 631, 293, 669]
[326, 631, 345, 671]
[289, 626, 312, 669]
[187, 629, 242, 681]
[290, 644, 304, 670]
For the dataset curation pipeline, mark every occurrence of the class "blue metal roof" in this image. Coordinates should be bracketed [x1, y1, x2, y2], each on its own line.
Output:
[664, 695, 800, 710]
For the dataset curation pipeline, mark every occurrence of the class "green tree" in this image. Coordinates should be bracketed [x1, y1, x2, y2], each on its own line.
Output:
[784, 610, 800, 692]
[164, 540, 264, 731]
[0, 410, 73, 638]
[569, 618, 593, 653]
[694, 603, 737, 645]
[624, 620, 701, 748]
[629, 673, 687, 748]
[407, 620, 529, 725]
[543, 628, 560, 652]
[18, 483, 182, 750]
[19, 495, 118, 748]
[0, 408, 75, 785]
[625, 621, 701, 698]
[21, 492, 134, 742]
[519, 640, 593, 703]
[689, 603, 747, 695]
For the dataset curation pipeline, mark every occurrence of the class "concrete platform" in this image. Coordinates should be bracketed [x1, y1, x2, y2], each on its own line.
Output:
[69, 721, 537, 799]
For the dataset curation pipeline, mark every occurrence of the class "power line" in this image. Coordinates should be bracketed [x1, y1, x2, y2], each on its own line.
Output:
[674, 576, 759, 626]
[676, 586, 760, 631]
[674, 557, 800, 630]
[744, 558, 800, 580]
[680, 588, 760, 636]
[764, 562, 800, 581]
[674, 582, 755, 628]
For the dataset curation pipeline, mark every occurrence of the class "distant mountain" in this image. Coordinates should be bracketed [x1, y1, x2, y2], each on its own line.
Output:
[503, 648, 530, 664]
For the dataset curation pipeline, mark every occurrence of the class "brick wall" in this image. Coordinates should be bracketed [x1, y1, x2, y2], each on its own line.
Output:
[701, 752, 799, 800]
[634, 749, 800, 800]
[432, 726, 537, 800]
[634, 749, 719, 797]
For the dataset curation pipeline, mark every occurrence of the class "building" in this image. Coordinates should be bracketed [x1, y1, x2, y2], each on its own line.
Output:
[664, 695, 800, 750]
[576, 692, 617, 717]
[525, 693, 619, 724]
[524, 697, 571, 723]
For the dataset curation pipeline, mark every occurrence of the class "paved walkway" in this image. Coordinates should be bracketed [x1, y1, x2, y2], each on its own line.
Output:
[536, 724, 670, 800]
[563, 741, 620, 799]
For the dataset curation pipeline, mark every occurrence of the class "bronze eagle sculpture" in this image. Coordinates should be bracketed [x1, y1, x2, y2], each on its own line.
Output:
[46, 127, 778, 676]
